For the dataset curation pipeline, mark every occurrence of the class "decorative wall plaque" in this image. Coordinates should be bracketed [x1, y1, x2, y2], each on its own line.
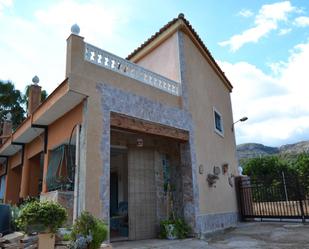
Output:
[136, 138, 143, 147]
[207, 174, 219, 187]
[199, 164, 204, 174]
[222, 163, 229, 174]
[213, 166, 221, 175]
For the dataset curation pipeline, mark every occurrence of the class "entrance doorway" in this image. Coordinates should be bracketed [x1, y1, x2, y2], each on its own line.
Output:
[110, 147, 128, 241]
[110, 127, 190, 241]
[28, 153, 44, 197]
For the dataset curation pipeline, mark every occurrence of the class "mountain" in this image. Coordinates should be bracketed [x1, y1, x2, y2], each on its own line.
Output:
[279, 141, 309, 155]
[237, 140, 309, 160]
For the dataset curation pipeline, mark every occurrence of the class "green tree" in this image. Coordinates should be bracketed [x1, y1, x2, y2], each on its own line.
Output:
[293, 153, 309, 177]
[0, 81, 48, 131]
[242, 155, 292, 181]
[0, 80, 25, 130]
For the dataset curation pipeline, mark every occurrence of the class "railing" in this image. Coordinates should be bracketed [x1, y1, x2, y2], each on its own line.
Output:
[84, 43, 181, 96]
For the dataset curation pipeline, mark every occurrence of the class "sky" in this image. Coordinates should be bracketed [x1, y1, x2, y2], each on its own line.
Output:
[0, 0, 309, 147]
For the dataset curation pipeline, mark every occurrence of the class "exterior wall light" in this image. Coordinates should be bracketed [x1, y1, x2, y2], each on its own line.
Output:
[231, 116, 248, 132]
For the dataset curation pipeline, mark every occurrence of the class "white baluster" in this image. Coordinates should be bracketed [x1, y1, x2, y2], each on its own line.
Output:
[84, 43, 181, 96]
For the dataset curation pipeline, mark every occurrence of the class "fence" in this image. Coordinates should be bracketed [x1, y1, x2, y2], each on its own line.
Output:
[237, 173, 309, 222]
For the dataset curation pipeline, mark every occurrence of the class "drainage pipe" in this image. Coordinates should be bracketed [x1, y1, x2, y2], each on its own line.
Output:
[73, 124, 81, 221]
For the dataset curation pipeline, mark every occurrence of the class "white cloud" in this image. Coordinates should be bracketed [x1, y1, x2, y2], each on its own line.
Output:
[0, 0, 12, 16]
[0, 0, 133, 93]
[34, 0, 130, 45]
[238, 9, 254, 18]
[219, 1, 297, 51]
[221, 39, 309, 146]
[294, 16, 309, 27]
[278, 28, 292, 35]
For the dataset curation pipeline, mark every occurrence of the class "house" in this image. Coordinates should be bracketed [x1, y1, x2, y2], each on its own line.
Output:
[0, 14, 239, 240]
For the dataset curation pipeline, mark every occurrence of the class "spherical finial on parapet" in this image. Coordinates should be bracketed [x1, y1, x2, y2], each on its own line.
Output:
[178, 13, 185, 19]
[32, 75, 40, 85]
[71, 23, 80, 35]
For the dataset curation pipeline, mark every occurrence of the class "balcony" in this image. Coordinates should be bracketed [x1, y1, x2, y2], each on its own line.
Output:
[84, 43, 181, 96]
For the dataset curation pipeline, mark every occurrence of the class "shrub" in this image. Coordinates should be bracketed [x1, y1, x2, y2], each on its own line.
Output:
[160, 218, 190, 239]
[17, 200, 67, 233]
[70, 211, 107, 249]
[62, 233, 71, 241]
[10, 205, 21, 231]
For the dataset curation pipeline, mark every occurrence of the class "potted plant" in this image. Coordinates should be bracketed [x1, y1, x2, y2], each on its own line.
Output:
[160, 218, 190, 240]
[17, 200, 67, 249]
[159, 183, 190, 240]
[69, 211, 108, 249]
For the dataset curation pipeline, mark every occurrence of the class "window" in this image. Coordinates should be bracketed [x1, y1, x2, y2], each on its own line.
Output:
[46, 144, 76, 191]
[213, 108, 224, 136]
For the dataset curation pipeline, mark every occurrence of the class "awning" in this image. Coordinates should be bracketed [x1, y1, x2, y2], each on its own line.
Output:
[0, 83, 86, 157]
[33, 90, 86, 126]
[0, 142, 22, 156]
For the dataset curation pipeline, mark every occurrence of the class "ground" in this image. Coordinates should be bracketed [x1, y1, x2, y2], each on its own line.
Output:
[112, 222, 309, 249]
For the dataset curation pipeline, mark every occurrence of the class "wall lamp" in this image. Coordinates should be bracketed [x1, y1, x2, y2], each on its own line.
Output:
[232, 117, 248, 132]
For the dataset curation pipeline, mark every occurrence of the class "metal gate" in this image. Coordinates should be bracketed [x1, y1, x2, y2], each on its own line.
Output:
[237, 173, 309, 222]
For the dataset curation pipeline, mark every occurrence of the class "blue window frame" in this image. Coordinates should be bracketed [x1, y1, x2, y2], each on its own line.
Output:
[213, 108, 224, 136]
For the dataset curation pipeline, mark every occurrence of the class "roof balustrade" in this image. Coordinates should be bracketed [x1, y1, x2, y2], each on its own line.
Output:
[84, 42, 181, 96]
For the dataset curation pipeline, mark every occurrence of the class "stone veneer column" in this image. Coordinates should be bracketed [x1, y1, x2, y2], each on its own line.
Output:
[154, 151, 167, 223]
[177, 30, 200, 234]
[180, 143, 195, 229]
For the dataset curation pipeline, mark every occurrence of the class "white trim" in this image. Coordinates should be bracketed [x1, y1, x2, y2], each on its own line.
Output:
[213, 107, 224, 137]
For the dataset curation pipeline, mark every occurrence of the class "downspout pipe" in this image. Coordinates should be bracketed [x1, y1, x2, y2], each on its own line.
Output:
[73, 124, 81, 221]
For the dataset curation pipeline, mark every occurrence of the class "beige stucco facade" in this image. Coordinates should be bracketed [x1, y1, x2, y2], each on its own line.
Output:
[182, 33, 238, 214]
[134, 32, 181, 83]
[1, 15, 239, 238]
[65, 34, 182, 218]
[64, 17, 238, 234]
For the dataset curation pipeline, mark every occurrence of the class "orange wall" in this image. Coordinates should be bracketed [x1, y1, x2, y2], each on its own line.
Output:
[26, 136, 44, 160]
[20, 137, 44, 198]
[47, 102, 83, 150]
[4, 152, 22, 203]
[28, 155, 42, 197]
[42, 102, 83, 192]
[10, 151, 22, 169]
[19, 102, 83, 197]
[4, 160, 22, 204]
